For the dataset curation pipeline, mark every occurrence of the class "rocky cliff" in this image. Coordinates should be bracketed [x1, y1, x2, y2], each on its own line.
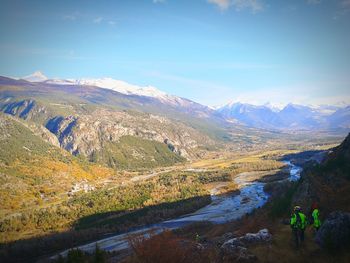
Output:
[44, 109, 213, 159]
[0, 96, 215, 168]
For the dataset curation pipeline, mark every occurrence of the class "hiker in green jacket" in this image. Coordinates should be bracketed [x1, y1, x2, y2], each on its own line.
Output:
[311, 203, 321, 232]
[290, 205, 307, 248]
[195, 233, 200, 242]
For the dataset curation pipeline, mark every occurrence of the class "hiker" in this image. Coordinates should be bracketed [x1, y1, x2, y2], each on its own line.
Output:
[290, 205, 307, 248]
[310, 203, 321, 232]
[195, 233, 200, 242]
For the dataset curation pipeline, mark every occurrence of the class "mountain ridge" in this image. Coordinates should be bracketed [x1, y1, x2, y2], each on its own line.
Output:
[19, 72, 349, 116]
[216, 101, 350, 131]
[2, 74, 349, 134]
[21, 71, 195, 107]
[0, 76, 227, 168]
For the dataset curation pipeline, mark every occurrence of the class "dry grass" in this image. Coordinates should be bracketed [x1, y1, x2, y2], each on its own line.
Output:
[190, 158, 235, 169]
[125, 230, 217, 263]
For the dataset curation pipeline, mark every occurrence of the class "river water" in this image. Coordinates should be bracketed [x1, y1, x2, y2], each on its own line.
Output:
[54, 161, 302, 257]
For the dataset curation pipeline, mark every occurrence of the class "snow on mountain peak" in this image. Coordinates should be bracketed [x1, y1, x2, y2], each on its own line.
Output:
[74, 78, 168, 99]
[263, 102, 285, 112]
[22, 71, 48, 82]
[21, 72, 171, 100]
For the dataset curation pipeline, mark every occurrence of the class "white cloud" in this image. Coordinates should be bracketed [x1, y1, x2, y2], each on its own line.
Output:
[333, 0, 350, 19]
[207, 0, 231, 10]
[341, 0, 350, 9]
[153, 0, 166, 3]
[62, 11, 81, 21]
[232, 0, 264, 13]
[63, 14, 77, 21]
[307, 0, 321, 5]
[108, 20, 116, 26]
[93, 17, 103, 24]
[208, 0, 264, 13]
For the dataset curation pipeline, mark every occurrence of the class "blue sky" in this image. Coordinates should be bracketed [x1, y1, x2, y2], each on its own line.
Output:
[1, 0, 350, 106]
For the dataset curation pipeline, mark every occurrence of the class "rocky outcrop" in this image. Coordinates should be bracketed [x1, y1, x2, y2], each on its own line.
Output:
[46, 116, 78, 152]
[44, 109, 212, 159]
[1, 98, 214, 162]
[221, 229, 271, 262]
[0, 99, 49, 122]
[315, 211, 350, 249]
[222, 229, 272, 249]
[2, 99, 35, 119]
[22, 121, 61, 147]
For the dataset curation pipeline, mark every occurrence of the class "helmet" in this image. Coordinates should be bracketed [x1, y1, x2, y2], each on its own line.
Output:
[294, 206, 301, 211]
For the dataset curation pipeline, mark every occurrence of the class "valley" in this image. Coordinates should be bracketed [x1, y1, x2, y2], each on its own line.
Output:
[0, 75, 348, 262]
[0, 122, 338, 262]
[1, 1, 350, 262]
[51, 161, 302, 259]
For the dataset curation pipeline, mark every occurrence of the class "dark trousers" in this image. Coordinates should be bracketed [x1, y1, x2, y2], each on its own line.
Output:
[292, 228, 305, 248]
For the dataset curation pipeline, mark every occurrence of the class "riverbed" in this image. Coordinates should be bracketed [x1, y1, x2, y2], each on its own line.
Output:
[54, 161, 302, 257]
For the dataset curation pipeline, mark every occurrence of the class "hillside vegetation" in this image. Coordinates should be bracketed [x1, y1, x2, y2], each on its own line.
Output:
[0, 113, 114, 214]
[0, 170, 214, 243]
[293, 133, 350, 214]
[96, 136, 185, 169]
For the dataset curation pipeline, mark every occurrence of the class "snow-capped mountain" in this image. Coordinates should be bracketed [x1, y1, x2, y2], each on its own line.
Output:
[22, 71, 48, 82]
[21, 72, 175, 103]
[263, 102, 285, 112]
[216, 102, 284, 129]
[312, 104, 341, 115]
[327, 106, 350, 129]
[16, 72, 350, 131]
[278, 103, 326, 129]
[216, 102, 350, 130]
[75, 78, 167, 98]
[15, 72, 214, 120]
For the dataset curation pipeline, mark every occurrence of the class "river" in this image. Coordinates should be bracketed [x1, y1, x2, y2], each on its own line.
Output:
[53, 161, 302, 258]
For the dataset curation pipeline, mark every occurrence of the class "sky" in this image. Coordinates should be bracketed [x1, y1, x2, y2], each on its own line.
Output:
[0, 0, 350, 107]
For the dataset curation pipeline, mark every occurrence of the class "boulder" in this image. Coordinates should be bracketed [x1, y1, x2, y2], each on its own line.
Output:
[212, 232, 236, 246]
[222, 238, 245, 249]
[222, 229, 271, 248]
[221, 229, 271, 262]
[242, 229, 272, 244]
[315, 211, 350, 249]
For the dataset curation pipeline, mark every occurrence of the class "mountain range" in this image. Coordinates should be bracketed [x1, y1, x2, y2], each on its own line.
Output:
[22, 71, 186, 106]
[19, 71, 350, 132]
[216, 102, 350, 131]
[1, 73, 232, 169]
[1, 71, 350, 262]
